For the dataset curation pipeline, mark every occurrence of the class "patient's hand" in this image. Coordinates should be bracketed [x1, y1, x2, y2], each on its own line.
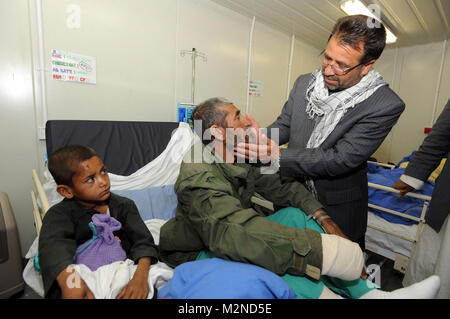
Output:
[57, 266, 95, 299]
[317, 212, 348, 240]
[116, 257, 151, 299]
[361, 267, 368, 280]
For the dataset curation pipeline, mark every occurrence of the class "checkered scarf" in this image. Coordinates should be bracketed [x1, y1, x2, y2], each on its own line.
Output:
[304, 69, 387, 199]
[305, 68, 387, 149]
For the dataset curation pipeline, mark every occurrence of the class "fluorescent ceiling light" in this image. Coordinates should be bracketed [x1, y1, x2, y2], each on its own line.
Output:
[340, 0, 397, 44]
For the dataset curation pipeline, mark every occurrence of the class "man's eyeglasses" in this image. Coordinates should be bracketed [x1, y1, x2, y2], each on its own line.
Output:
[322, 53, 363, 76]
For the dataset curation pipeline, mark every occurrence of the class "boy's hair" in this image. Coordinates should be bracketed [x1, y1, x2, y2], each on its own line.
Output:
[329, 15, 386, 64]
[48, 144, 99, 186]
[191, 97, 231, 145]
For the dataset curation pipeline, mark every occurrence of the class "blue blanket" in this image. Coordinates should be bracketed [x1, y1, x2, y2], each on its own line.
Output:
[367, 162, 434, 225]
[157, 258, 296, 299]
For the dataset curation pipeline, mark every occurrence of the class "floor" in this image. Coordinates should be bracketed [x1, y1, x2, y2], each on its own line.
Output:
[9, 251, 404, 299]
[10, 284, 42, 299]
[365, 252, 405, 292]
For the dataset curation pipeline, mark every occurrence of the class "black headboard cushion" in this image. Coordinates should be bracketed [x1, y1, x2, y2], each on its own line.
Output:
[46, 120, 179, 176]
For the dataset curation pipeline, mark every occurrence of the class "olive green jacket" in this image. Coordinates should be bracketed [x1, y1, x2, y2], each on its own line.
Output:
[159, 144, 325, 280]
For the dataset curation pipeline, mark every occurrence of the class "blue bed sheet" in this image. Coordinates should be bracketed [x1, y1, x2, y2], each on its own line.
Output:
[157, 258, 296, 299]
[112, 185, 177, 221]
[367, 162, 434, 225]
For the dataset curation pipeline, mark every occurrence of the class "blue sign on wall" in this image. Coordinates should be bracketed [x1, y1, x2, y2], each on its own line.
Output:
[178, 103, 196, 127]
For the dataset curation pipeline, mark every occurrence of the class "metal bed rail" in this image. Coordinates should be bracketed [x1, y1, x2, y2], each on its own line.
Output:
[31, 169, 50, 235]
[367, 182, 431, 258]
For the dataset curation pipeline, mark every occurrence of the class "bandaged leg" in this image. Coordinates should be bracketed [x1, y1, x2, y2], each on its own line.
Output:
[360, 275, 440, 299]
[321, 234, 364, 281]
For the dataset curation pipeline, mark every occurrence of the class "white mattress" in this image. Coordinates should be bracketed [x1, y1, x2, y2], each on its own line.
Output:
[365, 210, 417, 260]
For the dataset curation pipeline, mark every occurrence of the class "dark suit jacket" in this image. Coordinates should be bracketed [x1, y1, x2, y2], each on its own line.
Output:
[268, 73, 405, 241]
[404, 99, 450, 232]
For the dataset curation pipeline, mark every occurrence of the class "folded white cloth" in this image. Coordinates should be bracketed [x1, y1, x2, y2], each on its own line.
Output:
[23, 237, 45, 297]
[70, 259, 173, 299]
[23, 219, 173, 298]
[109, 122, 195, 190]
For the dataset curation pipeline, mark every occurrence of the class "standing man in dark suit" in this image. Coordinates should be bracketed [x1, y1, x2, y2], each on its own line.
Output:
[392, 98, 450, 298]
[235, 15, 405, 250]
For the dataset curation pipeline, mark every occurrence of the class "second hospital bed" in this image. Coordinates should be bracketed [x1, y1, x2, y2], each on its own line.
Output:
[364, 158, 435, 274]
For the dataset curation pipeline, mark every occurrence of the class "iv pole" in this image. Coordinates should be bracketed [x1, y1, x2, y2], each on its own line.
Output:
[180, 48, 207, 105]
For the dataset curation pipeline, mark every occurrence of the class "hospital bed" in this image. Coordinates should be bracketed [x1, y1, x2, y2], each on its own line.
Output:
[26, 119, 293, 299]
[364, 160, 433, 274]
[27, 120, 186, 297]
[26, 119, 433, 297]
[30, 120, 181, 235]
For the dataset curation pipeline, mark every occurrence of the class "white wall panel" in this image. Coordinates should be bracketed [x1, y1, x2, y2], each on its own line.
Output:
[41, 0, 178, 122]
[248, 21, 290, 127]
[371, 48, 401, 163]
[372, 41, 450, 164]
[175, 0, 250, 109]
[291, 39, 322, 80]
[290, 38, 321, 92]
[0, 0, 39, 254]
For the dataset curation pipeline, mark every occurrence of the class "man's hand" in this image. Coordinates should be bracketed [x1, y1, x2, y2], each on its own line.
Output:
[392, 179, 415, 197]
[234, 114, 280, 164]
[57, 266, 95, 299]
[116, 257, 151, 299]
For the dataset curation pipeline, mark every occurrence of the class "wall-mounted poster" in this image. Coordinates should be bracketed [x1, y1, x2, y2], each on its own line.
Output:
[51, 49, 96, 84]
[248, 80, 264, 96]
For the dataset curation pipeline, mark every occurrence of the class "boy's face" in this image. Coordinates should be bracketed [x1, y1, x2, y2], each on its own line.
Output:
[58, 156, 111, 206]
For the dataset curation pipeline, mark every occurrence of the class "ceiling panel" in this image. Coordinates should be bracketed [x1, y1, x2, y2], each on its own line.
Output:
[436, 0, 450, 34]
[210, 0, 450, 49]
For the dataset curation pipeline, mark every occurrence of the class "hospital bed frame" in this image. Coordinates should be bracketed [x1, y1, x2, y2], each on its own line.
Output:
[31, 169, 50, 235]
[29, 120, 431, 279]
[255, 161, 432, 275]
[366, 161, 431, 274]
[31, 169, 430, 277]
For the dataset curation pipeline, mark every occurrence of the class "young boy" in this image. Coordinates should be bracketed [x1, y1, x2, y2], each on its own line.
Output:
[38, 144, 158, 299]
